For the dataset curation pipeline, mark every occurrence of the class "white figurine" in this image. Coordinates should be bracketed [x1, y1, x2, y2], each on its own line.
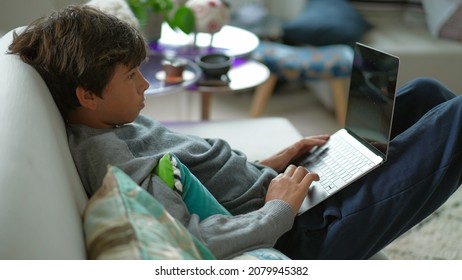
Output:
[186, 0, 229, 34]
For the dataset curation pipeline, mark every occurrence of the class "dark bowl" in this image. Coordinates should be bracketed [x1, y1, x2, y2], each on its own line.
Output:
[195, 53, 232, 78]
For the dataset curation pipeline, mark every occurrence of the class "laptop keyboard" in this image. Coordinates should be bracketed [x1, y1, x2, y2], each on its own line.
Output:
[303, 134, 376, 194]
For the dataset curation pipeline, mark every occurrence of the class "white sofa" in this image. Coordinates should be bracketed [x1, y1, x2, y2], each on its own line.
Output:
[0, 28, 303, 259]
[356, 3, 462, 93]
[307, 1, 462, 115]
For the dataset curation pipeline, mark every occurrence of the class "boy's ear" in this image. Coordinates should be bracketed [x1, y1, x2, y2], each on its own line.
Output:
[75, 86, 98, 110]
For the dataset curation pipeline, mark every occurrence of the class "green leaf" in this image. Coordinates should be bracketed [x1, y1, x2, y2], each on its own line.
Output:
[125, 0, 194, 34]
[173, 6, 195, 34]
[126, 0, 148, 26]
[147, 0, 172, 13]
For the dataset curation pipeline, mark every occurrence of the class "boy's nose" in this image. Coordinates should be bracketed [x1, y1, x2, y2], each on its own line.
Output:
[139, 75, 149, 94]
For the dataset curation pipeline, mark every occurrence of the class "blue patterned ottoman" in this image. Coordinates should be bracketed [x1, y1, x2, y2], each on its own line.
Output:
[251, 41, 353, 125]
[252, 41, 353, 81]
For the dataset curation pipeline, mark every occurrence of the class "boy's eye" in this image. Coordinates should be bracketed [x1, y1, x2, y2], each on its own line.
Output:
[128, 72, 135, 79]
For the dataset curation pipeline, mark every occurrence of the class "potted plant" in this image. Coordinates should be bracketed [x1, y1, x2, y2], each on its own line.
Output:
[126, 0, 195, 40]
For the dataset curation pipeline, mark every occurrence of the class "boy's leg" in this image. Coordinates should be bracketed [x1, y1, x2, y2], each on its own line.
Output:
[391, 77, 456, 138]
[275, 78, 462, 259]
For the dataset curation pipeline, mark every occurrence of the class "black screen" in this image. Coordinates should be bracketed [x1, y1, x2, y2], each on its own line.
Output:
[345, 43, 400, 158]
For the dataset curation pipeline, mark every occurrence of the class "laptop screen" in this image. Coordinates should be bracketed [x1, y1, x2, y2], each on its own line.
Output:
[345, 43, 400, 158]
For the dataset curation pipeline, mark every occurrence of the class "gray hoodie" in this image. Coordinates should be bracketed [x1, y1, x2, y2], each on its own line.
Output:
[67, 114, 294, 259]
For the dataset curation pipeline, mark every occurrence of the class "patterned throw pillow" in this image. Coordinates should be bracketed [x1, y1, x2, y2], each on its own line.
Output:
[82, 165, 215, 260]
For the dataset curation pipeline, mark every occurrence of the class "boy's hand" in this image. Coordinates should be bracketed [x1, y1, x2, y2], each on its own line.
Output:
[265, 165, 319, 215]
[258, 135, 330, 172]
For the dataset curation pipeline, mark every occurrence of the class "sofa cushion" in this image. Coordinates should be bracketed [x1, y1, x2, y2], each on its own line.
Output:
[162, 117, 303, 162]
[422, 0, 462, 41]
[282, 0, 371, 46]
[0, 28, 88, 259]
[83, 165, 216, 260]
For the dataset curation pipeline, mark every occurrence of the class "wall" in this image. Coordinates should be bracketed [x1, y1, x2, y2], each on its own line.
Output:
[227, 0, 305, 20]
[0, 0, 86, 35]
[0, 0, 308, 35]
[266, 0, 305, 20]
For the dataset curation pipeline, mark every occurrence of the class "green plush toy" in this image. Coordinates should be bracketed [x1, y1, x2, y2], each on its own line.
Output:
[154, 153, 231, 220]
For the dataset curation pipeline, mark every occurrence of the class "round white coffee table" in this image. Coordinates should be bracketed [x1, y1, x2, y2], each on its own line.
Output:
[153, 23, 260, 58]
[142, 24, 271, 120]
[193, 58, 272, 120]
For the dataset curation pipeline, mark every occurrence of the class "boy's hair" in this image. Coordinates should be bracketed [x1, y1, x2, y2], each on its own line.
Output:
[8, 5, 147, 119]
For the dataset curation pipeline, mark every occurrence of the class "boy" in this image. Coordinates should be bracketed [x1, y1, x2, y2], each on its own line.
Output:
[9, 5, 462, 259]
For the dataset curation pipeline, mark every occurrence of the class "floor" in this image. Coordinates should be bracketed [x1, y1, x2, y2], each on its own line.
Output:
[141, 82, 462, 260]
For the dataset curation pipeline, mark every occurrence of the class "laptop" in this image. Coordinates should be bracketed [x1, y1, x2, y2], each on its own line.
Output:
[297, 42, 400, 215]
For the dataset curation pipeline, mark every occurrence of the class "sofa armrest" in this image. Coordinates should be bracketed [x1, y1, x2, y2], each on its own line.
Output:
[1, 28, 88, 259]
[163, 117, 303, 162]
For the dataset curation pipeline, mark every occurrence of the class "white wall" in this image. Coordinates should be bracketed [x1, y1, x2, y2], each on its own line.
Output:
[0, 0, 86, 35]
[267, 0, 305, 20]
[0, 0, 306, 36]
[226, 0, 306, 20]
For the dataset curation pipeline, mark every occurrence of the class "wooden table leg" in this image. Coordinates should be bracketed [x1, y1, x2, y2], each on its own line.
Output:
[201, 91, 212, 120]
[330, 78, 349, 127]
[250, 74, 278, 118]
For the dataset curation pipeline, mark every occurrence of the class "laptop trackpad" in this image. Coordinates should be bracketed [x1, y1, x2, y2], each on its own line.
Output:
[297, 183, 329, 215]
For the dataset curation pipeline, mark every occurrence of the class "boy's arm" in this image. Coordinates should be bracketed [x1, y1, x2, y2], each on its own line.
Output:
[258, 135, 329, 172]
[195, 200, 294, 259]
[150, 175, 294, 259]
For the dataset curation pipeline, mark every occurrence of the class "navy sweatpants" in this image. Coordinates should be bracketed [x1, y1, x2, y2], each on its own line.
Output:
[275, 78, 462, 259]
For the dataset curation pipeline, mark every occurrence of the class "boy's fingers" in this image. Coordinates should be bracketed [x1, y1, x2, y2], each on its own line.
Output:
[284, 164, 297, 176]
[302, 172, 319, 188]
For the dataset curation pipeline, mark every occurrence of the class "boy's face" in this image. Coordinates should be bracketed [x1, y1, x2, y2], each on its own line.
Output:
[95, 64, 149, 127]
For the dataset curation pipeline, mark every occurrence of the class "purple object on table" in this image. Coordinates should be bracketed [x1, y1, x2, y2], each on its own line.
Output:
[140, 52, 202, 96]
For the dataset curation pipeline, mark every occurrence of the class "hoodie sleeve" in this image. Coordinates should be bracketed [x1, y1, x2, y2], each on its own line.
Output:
[150, 174, 294, 259]
[192, 200, 295, 259]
